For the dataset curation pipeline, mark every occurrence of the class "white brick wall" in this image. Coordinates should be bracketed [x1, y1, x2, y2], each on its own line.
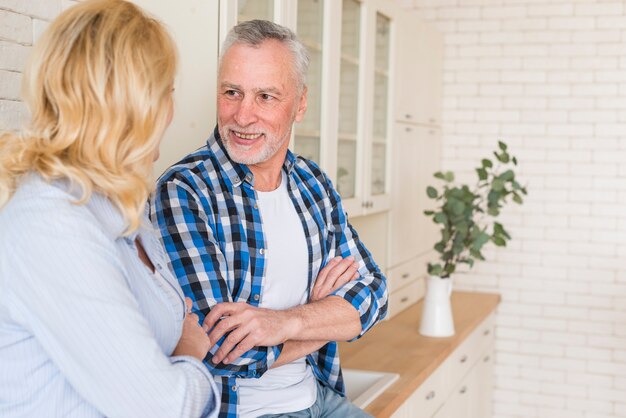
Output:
[404, 1, 626, 417]
[0, 0, 75, 131]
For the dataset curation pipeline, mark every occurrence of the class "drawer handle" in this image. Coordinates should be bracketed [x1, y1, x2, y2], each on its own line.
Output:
[406, 113, 412, 119]
[401, 273, 410, 279]
[425, 391, 435, 401]
[484, 355, 491, 362]
[400, 297, 409, 303]
[459, 386, 467, 394]
[484, 329, 491, 336]
[405, 126, 412, 132]
[460, 355, 468, 363]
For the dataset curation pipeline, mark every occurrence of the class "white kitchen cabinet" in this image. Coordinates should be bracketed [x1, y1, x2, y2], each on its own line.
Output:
[218, 0, 298, 45]
[386, 11, 443, 318]
[395, 13, 443, 126]
[334, 0, 397, 217]
[390, 313, 496, 418]
[389, 124, 441, 268]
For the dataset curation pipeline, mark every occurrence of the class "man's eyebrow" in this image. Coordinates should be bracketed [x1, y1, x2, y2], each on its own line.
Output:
[253, 87, 283, 96]
[219, 83, 284, 97]
[220, 82, 241, 90]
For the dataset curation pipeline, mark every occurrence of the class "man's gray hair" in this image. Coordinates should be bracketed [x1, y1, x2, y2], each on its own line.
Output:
[220, 20, 310, 93]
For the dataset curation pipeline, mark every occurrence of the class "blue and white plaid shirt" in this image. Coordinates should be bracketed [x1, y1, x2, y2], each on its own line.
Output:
[151, 127, 388, 418]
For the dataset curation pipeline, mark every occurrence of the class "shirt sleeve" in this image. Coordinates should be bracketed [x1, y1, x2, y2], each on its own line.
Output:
[151, 175, 282, 378]
[324, 174, 389, 340]
[5, 204, 219, 418]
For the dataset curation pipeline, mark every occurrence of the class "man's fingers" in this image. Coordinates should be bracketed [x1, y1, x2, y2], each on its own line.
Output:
[202, 302, 240, 332]
[223, 335, 256, 365]
[184, 297, 193, 313]
[207, 313, 240, 345]
[316, 256, 341, 288]
[321, 257, 355, 287]
[212, 326, 249, 364]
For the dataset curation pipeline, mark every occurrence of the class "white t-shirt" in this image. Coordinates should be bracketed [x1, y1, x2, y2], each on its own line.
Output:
[236, 171, 317, 418]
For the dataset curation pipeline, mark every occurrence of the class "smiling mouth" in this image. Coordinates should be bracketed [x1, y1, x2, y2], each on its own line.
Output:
[232, 131, 263, 140]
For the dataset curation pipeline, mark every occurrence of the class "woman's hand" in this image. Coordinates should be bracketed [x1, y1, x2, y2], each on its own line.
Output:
[172, 298, 211, 361]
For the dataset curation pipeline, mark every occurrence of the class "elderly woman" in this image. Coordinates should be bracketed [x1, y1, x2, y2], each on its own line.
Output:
[0, 1, 218, 417]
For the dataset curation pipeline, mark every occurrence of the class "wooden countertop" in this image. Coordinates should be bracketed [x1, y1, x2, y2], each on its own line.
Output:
[339, 291, 501, 417]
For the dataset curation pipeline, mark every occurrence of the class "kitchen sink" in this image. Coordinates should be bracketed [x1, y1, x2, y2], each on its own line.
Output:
[342, 368, 400, 409]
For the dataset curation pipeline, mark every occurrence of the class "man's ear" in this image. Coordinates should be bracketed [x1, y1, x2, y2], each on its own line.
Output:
[294, 85, 308, 123]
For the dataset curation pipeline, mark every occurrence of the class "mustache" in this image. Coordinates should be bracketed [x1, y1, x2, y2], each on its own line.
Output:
[222, 125, 266, 136]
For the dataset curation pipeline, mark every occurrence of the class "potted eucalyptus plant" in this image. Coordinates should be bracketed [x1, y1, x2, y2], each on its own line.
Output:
[419, 141, 527, 337]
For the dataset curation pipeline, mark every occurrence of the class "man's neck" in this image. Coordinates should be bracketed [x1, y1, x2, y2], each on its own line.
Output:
[249, 165, 283, 192]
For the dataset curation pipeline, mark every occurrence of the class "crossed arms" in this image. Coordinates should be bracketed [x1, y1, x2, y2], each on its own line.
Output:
[152, 171, 388, 376]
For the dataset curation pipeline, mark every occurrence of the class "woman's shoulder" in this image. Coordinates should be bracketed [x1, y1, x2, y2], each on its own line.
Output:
[0, 174, 111, 246]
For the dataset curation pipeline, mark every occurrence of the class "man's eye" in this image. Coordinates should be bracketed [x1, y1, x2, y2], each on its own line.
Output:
[260, 93, 274, 101]
[224, 90, 239, 97]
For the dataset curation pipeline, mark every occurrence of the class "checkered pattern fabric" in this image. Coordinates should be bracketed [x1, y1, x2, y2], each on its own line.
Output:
[151, 127, 388, 418]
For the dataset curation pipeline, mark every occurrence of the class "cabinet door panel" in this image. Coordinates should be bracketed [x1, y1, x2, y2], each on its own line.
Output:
[389, 125, 441, 267]
[395, 15, 443, 125]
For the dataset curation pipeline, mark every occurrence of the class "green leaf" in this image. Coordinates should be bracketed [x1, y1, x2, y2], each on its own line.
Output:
[434, 242, 446, 253]
[492, 235, 506, 246]
[488, 207, 500, 216]
[434, 172, 445, 180]
[469, 248, 485, 261]
[492, 178, 505, 192]
[426, 186, 438, 198]
[494, 151, 510, 164]
[512, 156, 518, 165]
[482, 159, 493, 169]
[424, 210, 435, 216]
[444, 171, 455, 182]
[501, 170, 515, 182]
[451, 200, 465, 215]
[428, 263, 443, 277]
[434, 212, 448, 225]
[476, 168, 488, 181]
[498, 141, 508, 152]
[513, 193, 523, 204]
[473, 232, 490, 249]
[444, 263, 456, 276]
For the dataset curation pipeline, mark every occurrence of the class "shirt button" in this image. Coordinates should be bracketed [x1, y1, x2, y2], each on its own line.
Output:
[231, 385, 237, 392]
[259, 248, 265, 255]
[253, 203, 258, 210]
[253, 294, 260, 301]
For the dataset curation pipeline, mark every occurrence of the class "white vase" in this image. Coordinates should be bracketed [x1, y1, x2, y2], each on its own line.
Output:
[419, 275, 455, 337]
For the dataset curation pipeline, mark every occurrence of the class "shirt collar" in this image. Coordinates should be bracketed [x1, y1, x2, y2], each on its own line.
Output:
[208, 126, 298, 188]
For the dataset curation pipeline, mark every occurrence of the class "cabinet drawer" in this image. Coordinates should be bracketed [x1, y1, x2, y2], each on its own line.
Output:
[387, 279, 425, 319]
[406, 360, 448, 417]
[387, 252, 432, 292]
[387, 259, 420, 292]
[443, 313, 495, 386]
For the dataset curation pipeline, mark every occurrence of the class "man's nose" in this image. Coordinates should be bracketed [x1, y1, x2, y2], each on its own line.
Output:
[234, 97, 258, 127]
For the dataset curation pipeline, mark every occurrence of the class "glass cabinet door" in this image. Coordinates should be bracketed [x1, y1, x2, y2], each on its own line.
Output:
[336, 0, 361, 200]
[237, 0, 274, 22]
[371, 12, 390, 196]
[294, 0, 324, 164]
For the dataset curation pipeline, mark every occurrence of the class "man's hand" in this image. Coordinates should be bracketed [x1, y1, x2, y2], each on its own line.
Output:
[203, 303, 299, 365]
[311, 256, 359, 302]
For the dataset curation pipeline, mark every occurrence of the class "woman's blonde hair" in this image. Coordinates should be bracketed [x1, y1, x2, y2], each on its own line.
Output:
[0, 0, 177, 234]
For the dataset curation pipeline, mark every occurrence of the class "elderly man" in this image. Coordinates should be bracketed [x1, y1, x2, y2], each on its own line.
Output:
[152, 20, 388, 418]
